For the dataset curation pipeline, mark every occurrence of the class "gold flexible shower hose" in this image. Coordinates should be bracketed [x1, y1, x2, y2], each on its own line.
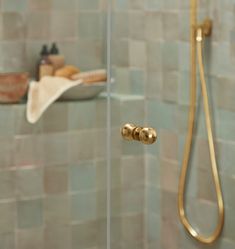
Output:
[178, 27, 224, 244]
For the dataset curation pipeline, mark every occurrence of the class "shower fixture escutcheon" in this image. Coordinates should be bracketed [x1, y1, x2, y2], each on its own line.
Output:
[121, 123, 157, 145]
[197, 19, 212, 38]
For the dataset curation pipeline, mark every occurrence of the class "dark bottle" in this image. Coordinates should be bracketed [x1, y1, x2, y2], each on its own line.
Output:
[49, 42, 65, 72]
[37, 45, 53, 81]
[50, 42, 59, 55]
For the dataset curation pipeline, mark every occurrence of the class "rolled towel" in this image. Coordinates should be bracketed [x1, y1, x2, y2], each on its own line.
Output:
[71, 69, 107, 83]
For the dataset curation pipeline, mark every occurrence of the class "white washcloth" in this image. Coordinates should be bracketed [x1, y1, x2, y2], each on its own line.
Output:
[27, 76, 82, 124]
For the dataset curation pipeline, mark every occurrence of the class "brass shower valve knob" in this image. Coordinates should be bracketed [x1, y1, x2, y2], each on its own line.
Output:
[121, 123, 157, 145]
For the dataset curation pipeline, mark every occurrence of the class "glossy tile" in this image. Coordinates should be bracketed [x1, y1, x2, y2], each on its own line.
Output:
[17, 199, 43, 229]
[16, 167, 43, 198]
[71, 191, 96, 221]
[0, 201, 16, 234]
[44, 165, 68, 194]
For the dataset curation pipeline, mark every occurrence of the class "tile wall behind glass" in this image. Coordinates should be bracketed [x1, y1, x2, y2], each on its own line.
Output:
[111, 0, 235, 249]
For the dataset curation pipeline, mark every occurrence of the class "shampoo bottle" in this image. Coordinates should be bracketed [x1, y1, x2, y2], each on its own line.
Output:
[49, 43, 65, 72]
[37, 45, 53, 80]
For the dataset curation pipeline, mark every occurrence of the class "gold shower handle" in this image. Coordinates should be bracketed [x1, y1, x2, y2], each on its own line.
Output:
[121, 123, 157, 145]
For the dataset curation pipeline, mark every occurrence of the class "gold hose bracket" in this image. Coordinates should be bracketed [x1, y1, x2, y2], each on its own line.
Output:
[178, 13, 225, 245]
[196, 19, 212, 42]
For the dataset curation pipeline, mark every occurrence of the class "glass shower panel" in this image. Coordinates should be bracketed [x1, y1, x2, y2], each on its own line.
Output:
[110, 2, 147, 249]
[110, 0, 235, 249]
[0, 1, 108, 249]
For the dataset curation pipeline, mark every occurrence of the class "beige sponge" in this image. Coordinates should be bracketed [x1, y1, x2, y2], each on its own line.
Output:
[55, 65, 80, 79]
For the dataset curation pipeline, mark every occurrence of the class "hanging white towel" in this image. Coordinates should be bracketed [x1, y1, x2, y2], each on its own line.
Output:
[27, 76, 82, 124]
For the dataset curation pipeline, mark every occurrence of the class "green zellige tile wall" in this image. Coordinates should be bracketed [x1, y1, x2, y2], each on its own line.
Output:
[0, 0, 235, 249]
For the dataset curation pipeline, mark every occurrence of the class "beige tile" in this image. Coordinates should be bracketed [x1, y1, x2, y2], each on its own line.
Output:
[14, 135, 43, 167]
[160, 158, 179, 193]
[0, 169, 15, 199]
[96, 190, 107, 218]
[0, 233, 15, 249]
[42, 133, 69, 165]
[44, 194, 70, 225]
[187, 199, 218, 237]
[161, 190, 178, 222]
[71, 221, 98, 249]
[77, 0, 100, 10]
[129, 11, 145, 40]
[78, 12, 103, 39]
[147, 41, 162, 71]
[198, 169, 217, 202]
[56, 41, 78, 66]
[69, 131, 95, 162]
[96, 158, 121, 190]
[94, 129, 107, 159]
[17, 228, 44, 249]
[112, 40, 129, 67]
[216, 77, 235, 111]
[110, 188, 122, 216]
[50, 12, 77, 40]
[160, 130, 178, 161]
[14, 105, 42, 135]
[52, 0, 76, 11]
[2, 13, 25, 41]
[146, 155, 160, 187]
[146, 71, 163, 99]
[145, 11, 162, 41]
[196, 138, 212, 171]
[44, 165, 68, 194]
[110, 217, 122, 244]
[162, 70, 179, 103]
[112, 11, 129, 39]
[129, 0, 145, 9]
[0, 41, 26, 72]
[122, 214, 144, 243]
[121, 187, 144, 213]
[42, 103, 68, 133]
[44, 225, 71, 249]
[76, 39, 104, 70]
[16, 167, 43, 198]
[26, 12, 51, 40]
[0, 137, 14, 169]
[161, 219, 180, 249]
[121, 156, 145, 188]
[96, 218, 107, 247]
[175, 104, 189, 134]
[0, 201, 16, 234]
[29, 0, 53, 10]
[145, 212, 161, 247]
[162, 12, 179, 40]
[129, 40, 147, 68]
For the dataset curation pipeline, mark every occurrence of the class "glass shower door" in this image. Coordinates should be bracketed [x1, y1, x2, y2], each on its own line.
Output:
[109, 1, 150, 249]
[109, 0, 235, 249]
